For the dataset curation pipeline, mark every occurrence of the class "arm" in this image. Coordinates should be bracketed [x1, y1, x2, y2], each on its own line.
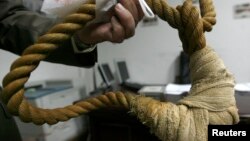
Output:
[0, 0, 55, 55]
[0, 0, 143, 67]
[0, 0, 97, 67]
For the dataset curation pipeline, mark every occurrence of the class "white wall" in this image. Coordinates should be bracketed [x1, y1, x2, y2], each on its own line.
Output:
[96, 0, 250, 85]
[207, 0, 250, 83]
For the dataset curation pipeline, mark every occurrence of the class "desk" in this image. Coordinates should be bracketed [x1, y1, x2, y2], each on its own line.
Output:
[88, 87, 162, 141]
[88, 108, 160, 141]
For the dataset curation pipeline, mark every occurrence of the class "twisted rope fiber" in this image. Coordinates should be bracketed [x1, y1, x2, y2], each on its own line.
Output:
[1, 0, 239, 140]
[145, 0, 216, 54]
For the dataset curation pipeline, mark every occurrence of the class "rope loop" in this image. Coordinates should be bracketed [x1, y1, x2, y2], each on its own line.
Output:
[1, 0, 220, 127]
[0, 1, 240, 140]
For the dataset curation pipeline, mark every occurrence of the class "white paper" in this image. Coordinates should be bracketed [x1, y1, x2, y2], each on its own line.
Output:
[41, 0, 118, 23]
[41, 0, 154, 23]
[165, 83, 191, 95]
[138, 0, 154, 19]
[235, 83, 250, 92]
[95, 0, 117, 23]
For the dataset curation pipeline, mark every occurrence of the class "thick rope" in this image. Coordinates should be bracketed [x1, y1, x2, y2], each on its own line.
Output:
[130, 47, 239, 141]
[1, 0, 238, 140]
[145, 0, 216, 55]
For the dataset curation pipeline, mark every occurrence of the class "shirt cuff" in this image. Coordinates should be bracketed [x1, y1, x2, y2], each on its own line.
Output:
[71, 36, 97, 53]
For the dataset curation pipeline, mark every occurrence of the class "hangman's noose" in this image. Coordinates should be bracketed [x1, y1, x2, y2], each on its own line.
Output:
[0, 0, 217, 125]
[1, 1, 239, 140]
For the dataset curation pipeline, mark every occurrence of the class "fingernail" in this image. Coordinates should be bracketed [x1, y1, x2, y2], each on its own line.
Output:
[116, 3, 125, 11]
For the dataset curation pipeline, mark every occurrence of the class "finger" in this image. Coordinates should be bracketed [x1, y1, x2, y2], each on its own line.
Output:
[110, 16, 125, 43]
[119, 0, 138, 23]
[119, 0, 144, 23]
[114, 3, 135, 38]
[77, 22, 113, 44]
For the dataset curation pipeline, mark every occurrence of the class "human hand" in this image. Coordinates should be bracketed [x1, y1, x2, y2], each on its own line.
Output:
[75, 0, 144, 44]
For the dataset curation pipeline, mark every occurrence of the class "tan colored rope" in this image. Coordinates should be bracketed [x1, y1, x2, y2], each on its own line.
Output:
[145, 0, 216, 55]
[130, 47, 239, 141]
[1, 0, 239, 140]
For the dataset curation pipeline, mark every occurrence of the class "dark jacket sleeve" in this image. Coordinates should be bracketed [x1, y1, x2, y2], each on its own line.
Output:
[0, 0, 97, 67]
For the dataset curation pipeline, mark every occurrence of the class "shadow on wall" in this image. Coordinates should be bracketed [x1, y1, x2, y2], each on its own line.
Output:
[166, 55, 180, 84]
[176, 51, 190, 84]
[166, 51, 191, 84]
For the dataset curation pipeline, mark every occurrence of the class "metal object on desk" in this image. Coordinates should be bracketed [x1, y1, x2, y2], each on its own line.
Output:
[138, 86, 165, 101]
[138, 85, 189, 102]
[163, 83, 191, 103]
[164, 92, 188, 103]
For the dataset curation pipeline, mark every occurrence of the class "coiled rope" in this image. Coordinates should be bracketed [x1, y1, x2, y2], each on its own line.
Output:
[1, 0, 239, 140]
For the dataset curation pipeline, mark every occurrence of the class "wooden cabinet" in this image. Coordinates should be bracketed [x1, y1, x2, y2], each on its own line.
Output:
[88, 108, 160, 141]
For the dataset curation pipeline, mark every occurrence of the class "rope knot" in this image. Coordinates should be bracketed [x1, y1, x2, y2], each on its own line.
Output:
[146, 0, 216, 55]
